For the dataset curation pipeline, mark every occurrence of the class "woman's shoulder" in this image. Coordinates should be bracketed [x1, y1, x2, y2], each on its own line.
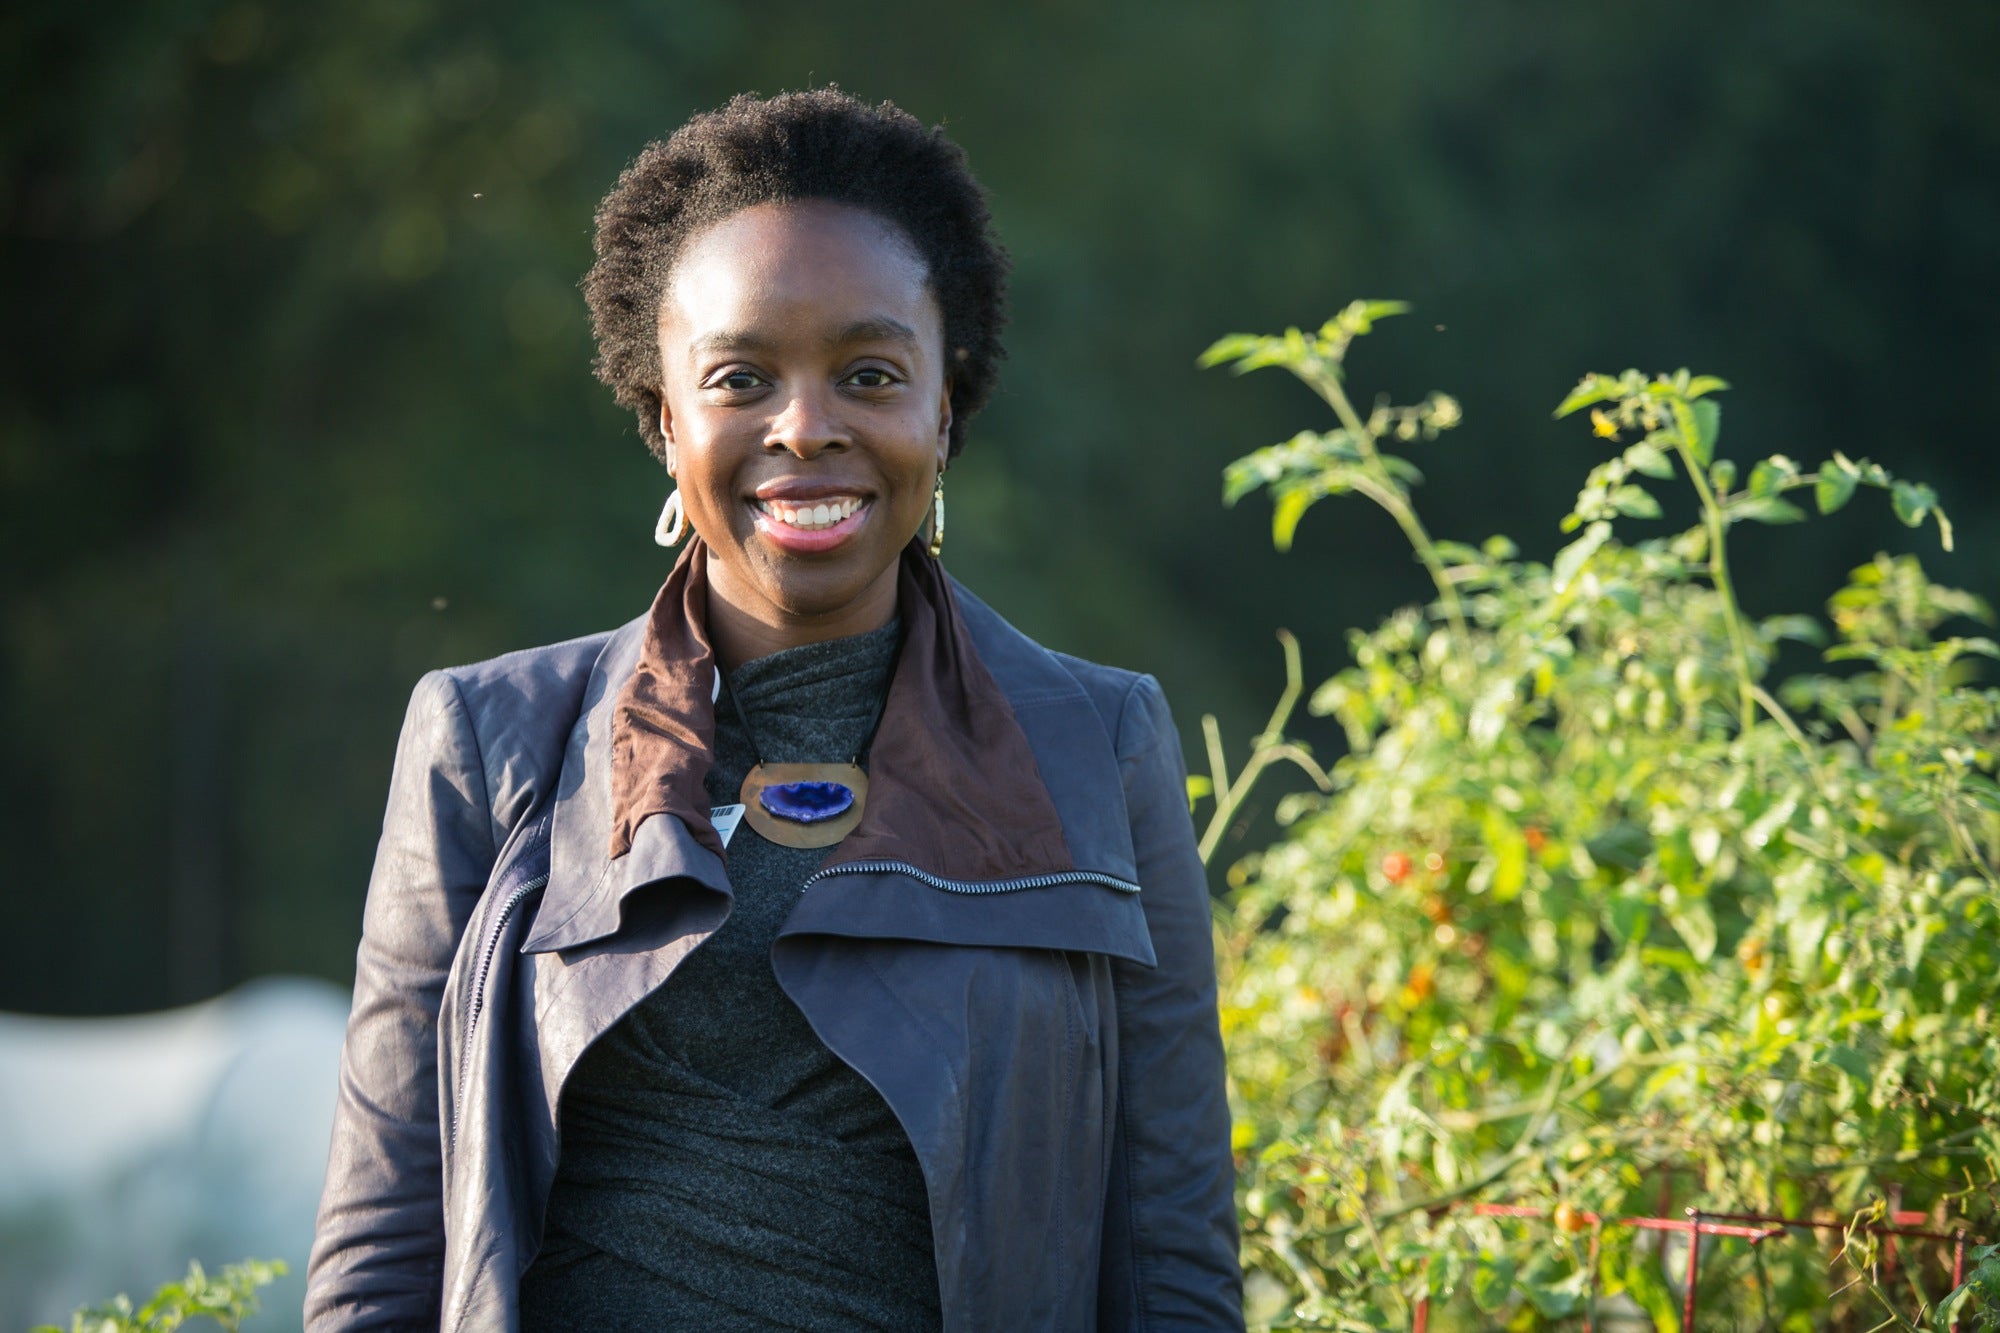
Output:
[407, 618, 642, 759]
[432, 616, 644, 712]
[950, 578, 1175, 761]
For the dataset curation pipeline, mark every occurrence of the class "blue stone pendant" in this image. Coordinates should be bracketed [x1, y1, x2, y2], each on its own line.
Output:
[759, 780, 855, 823]
[739, 763, 869, 849]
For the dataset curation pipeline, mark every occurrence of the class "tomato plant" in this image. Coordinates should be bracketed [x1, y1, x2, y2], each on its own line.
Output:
[1200, 304, 1999, 1330]
[31, 1259, 285, 1333]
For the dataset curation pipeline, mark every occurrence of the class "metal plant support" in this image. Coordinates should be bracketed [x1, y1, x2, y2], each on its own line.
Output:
[1405, 1193, 1981, 1331]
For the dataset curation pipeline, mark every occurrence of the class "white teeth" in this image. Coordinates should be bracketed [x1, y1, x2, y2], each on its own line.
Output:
[760, 497, 863, 531]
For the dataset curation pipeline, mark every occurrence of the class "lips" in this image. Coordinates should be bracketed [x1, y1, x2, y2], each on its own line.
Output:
[750, 491, 873, 553]
[755, 494, 865, 531]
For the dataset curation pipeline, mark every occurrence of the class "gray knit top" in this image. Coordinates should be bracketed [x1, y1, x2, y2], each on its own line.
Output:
[518, 619, 941, 1331]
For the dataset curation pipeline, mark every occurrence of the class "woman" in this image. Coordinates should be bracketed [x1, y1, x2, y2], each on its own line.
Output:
[306, 89, 1242, 1332]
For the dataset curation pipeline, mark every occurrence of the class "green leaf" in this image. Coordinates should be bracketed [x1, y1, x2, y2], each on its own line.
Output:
[1823, 1043, 1872, 1085]
[1471, 1255, 1517, 1312]
[1354, 298, 1412, 324]
[1378, 453, 1426, 487]
[1685, 374, 1731, 398]
[1724, 495, 1807, 525]
[1553, 520, 1613, 592]
[1667, 898, 1718, 963]
[1555, 377, 1617, 418]
[1586, 821, 1652, 872]
[1271, 487, 1313, 552]
[1709, 458, 1736, 493]
[1960, 775, 2000, 814]
[1890, 478, 1937, 528]
[1748, 454, 1800, 497]
[1815, 462, 1858, 513]
[1759, 614, 1827, 645]
[1623, 440, 1675, 478]
[1668, 398, 1710, 466]
[1518, 1268, 1588, 1318]
[1610, 484, 1662, 519]
[1692, 399, 1721, 458]
[1197, 332, 1263, 369]
[1619, 1248, 1681, 1333]
[1785, 906, 1830, 973]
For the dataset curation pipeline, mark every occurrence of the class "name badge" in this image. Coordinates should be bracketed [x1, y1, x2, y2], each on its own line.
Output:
[710, 803, 746, 848]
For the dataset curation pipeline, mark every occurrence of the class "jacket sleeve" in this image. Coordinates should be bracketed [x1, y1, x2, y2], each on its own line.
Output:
[1099, 674, 1246, 1330]
[307, 671, 497, 1331]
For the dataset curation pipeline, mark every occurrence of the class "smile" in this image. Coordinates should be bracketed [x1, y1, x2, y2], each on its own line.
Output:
[755, 495, 868, 531]
[750, 493, 874, 554]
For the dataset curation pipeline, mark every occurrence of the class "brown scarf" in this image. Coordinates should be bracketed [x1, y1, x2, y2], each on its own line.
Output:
[608, 541, 1074, 882]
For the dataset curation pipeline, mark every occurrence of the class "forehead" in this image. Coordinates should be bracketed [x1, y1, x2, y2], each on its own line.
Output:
[659, 200, 937, 340]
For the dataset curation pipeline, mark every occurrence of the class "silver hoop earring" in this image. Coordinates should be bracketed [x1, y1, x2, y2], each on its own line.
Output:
[926, 473, 946, 559]
[654, 489, 686, 547]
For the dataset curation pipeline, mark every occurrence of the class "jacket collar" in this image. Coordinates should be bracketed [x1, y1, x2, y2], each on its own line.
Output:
[523, 545, 1135, 954]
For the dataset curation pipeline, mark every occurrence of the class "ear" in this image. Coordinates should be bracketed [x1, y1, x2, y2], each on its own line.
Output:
[935, 376, 954, 470]
[656, 394, 678, 475]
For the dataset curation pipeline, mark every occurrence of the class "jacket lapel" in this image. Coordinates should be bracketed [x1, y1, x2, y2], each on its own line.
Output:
[953, 580, 1141, 886]
[521, 615, 730, 956]
[516, 612, 733, 1116]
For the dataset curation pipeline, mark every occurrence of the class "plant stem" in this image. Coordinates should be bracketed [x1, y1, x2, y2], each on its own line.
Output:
[1306, 365, 1470, 644]
[1674, 436, 1758, 736]
[1199, 631, 1333, 866]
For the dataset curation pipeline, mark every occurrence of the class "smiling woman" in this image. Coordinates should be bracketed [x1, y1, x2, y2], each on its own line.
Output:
[659, 200, 952, 661]
[305, 88, 1243, 1333]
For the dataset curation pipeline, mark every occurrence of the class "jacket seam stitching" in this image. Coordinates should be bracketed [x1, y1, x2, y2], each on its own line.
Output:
[1111, 962, 1156, 1330]
[438, 670, 500, 865]
[1110, 671, 1162, 1329]
[1112, 673, 1170, 768]
[1054, 948, 1077, 1319]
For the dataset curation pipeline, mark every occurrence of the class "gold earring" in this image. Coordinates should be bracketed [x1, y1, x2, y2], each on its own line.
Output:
[926, 473, 946, 558]
[654, 489, 686, 547]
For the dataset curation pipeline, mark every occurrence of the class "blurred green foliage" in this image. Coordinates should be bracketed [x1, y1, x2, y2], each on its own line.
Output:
[3, 1, 1997, 1011]
[31, 1259, 284, 1333]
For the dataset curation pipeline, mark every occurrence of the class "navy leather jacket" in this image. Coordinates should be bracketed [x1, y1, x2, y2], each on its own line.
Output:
[306, 580, 1243, 1331]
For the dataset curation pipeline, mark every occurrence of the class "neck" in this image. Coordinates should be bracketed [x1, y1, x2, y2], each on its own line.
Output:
[702, 560, 902, 670]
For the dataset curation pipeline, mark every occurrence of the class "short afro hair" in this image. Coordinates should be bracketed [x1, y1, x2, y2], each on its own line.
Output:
[584, 88, 1009, 462]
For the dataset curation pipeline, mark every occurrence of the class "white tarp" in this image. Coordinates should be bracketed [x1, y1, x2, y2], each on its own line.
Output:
[0, 976, 350, 1331]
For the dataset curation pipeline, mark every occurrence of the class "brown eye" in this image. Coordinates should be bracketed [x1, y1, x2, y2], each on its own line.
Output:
[719, 369, 765, 391]
[846, 367, 896, 389]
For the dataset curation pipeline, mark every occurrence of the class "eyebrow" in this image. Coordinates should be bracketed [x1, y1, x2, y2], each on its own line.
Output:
[828, 317, 920, 349]
[687, 318, 921, 359]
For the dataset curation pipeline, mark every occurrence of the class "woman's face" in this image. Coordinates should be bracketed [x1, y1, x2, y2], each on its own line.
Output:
[656, 199, 952, 662]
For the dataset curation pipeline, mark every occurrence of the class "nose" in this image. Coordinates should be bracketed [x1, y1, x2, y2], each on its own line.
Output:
[765, 383, 848, 460]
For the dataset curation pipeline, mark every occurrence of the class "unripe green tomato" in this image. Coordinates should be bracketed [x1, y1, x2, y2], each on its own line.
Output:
[1674, 656, 1705, 698]
[1644, 689, 1670, 731]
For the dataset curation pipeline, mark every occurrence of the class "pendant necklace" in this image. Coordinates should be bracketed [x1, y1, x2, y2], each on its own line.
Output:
[718, 662, 891, 850]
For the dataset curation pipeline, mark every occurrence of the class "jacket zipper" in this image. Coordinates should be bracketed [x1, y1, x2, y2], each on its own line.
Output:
[800, 859, 1140, 896]
[450, 873, 547, 1152]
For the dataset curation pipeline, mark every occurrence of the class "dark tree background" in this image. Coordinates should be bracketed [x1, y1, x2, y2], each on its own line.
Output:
[4, 1, 1995, 1013]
